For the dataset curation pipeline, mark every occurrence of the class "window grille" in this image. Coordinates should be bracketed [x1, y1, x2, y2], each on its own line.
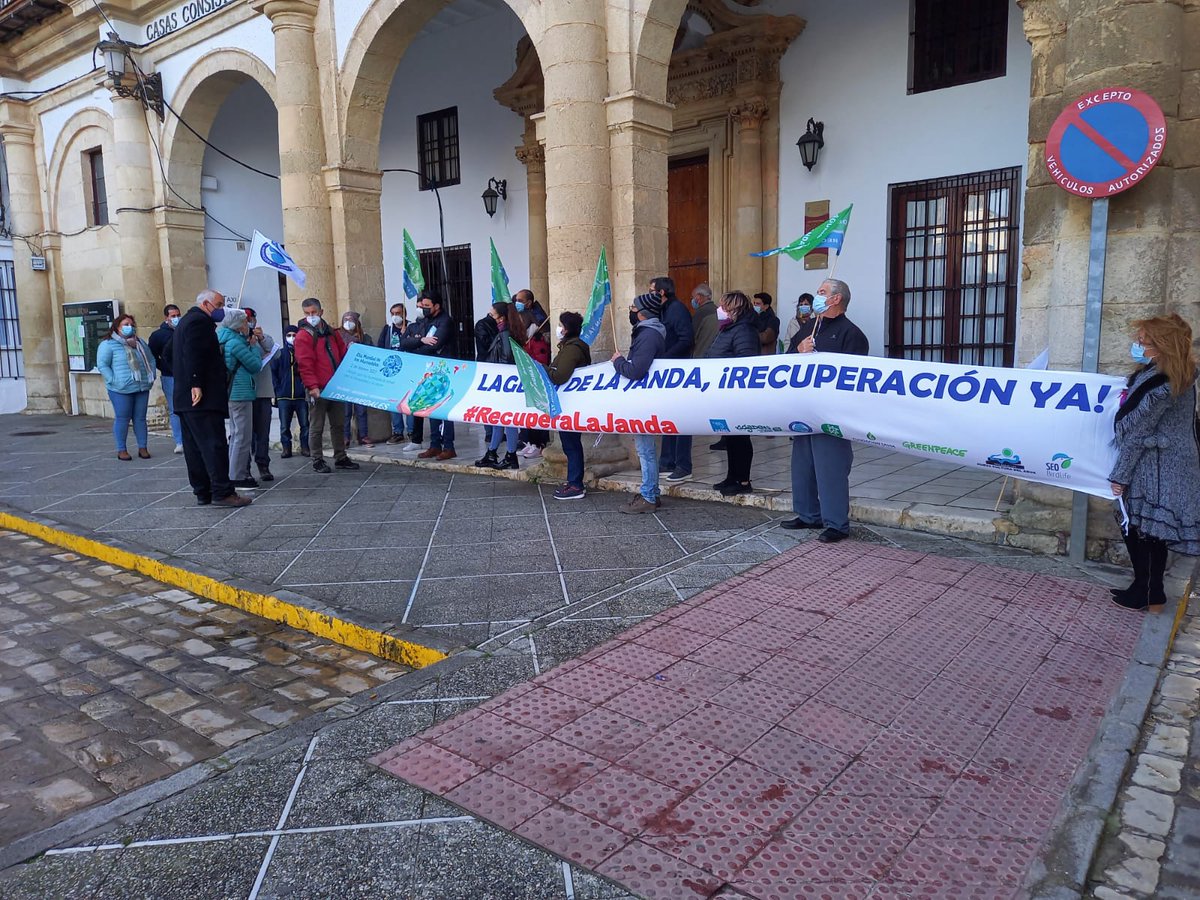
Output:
[0, 261, 23, 379]
[86, 148, 109, 226]
[886, 167, 1021, 367]
[909, 0, 1008, 94]
[417, 243, 475, 361]
[416, 107, 460, 190]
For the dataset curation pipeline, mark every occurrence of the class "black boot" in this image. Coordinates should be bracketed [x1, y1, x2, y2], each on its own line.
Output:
[1112, 527, 1150, 610]
[1146, 537, 1169, 607]
[475, 449, 499, 468]
[495, 452, 520, 470]
[258, 464, 275, 482]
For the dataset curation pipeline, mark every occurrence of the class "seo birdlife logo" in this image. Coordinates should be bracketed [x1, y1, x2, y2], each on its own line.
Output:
[1044, 452, 1074, 480]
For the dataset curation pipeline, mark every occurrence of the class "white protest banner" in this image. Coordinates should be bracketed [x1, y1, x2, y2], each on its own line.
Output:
[322, 344, 1125, 498]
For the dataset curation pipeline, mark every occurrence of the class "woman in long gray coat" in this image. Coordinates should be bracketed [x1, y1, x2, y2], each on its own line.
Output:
[1109, 313, 1200, 611]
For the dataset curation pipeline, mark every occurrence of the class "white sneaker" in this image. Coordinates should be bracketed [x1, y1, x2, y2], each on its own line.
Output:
[173, 444, 184, 455]
[401, 442, 421, 452]
[523, 445, 543, 459]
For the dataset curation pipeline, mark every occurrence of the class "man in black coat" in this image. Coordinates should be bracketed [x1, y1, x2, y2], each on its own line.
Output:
[401, 289, 458, 460]
[148, 303, 184, 454]
[649, 276, 695, 485]
[172, 289, 251, 508]
[782, 278, 868, 543]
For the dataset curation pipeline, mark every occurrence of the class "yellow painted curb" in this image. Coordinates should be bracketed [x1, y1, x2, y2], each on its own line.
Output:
[0, 511, 447, 670]
[1166, 571, 1195, 651]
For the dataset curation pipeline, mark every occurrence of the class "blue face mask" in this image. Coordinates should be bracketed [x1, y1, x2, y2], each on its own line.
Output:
[691, 298, 700, 310]
[168, 316, 180, 327]
[120, 325, 135, 337]
[1130, 341, 1151, 364]
[798, 305, 812, 316]
[812, 295, 830, 314]
[515, 301, 526, 313]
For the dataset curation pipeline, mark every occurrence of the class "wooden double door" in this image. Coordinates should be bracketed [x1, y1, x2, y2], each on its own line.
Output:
[667, 155, 709, 297]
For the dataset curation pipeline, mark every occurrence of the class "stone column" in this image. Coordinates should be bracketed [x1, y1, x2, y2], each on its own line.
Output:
[157, 207, 207, 307]
[252, 0, 336, 321]
[516, 131, 549, 310]
[731, 99, 767, 296]
[109, 87, 168, 327]
[538, 7, 614, 328]
[325, 165, 384, 324]
[605, 90, 672, 358]
[0, 105, 62, 412]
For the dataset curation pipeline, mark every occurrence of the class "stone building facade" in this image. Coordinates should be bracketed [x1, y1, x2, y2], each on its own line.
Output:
[0, 0, 1195, 432]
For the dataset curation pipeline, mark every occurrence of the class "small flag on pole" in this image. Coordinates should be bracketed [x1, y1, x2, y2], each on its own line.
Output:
[248, 230, 306, 288]
[402, 229, 425, 300]
[489, 238, 512, 305]
[580, 247, 612, 347]
[1026, 347, 1050, 370]
[752, 204, 853, 261]
[510, 337, 561, 417]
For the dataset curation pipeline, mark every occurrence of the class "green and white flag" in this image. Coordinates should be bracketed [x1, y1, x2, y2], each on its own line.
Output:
[510, 337, 561, 417]
[402, 229, 425, 299]
[489, 238, 512, 306]
[580, 246, 612, 347]
[752, 204, 853, 261]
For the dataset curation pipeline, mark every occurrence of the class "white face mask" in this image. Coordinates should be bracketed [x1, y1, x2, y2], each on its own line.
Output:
[391, 314, 403, 326]
[716, 307, 730, 322]
[556, 326, 565, 341]
[306, 314, 321, 327]
[286, 336, 295, 345]
[343, 321, 355, 332]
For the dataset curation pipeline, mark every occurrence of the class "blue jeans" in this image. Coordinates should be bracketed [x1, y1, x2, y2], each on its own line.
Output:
[161, 375, 182, 444]
[277, 398, 309, 451]
[429, 419, 454, 451]
[108, 389, 149, 452]
[390, 410, 416, 437]
[634, 434, 659, 503]
[560, 431, 584, 488]
[489, 425, 520, 453]
[344, 402, 370, 443]
[659, 435, 692, 475]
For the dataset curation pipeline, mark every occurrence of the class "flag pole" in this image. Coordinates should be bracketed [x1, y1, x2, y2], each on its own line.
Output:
[234, 249, 252, 309]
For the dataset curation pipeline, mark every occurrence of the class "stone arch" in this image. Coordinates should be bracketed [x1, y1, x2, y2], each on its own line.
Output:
[46, 107, 114, 235]
[626, 0, 688, 99]
[161, 48, 278, 207]
[339, 0, 543, 170]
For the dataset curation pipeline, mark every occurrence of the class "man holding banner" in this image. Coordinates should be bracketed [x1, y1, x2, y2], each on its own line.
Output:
[403, 290, 458, 461]
[782, 278, 869, 543]
[613, 293, 668, 513]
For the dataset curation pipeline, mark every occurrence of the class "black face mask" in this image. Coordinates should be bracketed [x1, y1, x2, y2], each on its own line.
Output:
[421, 307, 433, 318]
[629, 310, 639, 327]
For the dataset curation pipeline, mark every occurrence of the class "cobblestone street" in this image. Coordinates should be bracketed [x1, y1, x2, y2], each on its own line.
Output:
[0, 530, 408, 844]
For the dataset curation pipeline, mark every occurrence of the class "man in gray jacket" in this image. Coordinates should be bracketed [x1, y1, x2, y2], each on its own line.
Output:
[612, 293, 667, 514]
[243, 307, 277, 483]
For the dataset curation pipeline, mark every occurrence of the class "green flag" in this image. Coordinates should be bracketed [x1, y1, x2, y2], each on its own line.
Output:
[510, 337, 561, 417]
[402, 229, 425, 299]
[580, 246, 612, 347]
[752, 204, 853, 261]
[489, 238, 512, 306]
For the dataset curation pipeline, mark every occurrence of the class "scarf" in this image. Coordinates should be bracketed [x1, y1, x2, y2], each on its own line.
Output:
[123, 337, 154, 382]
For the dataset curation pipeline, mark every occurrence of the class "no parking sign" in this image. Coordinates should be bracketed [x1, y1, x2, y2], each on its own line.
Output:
[1045, 87, 1167, 197]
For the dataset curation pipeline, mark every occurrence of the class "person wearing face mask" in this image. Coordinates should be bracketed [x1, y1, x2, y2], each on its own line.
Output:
[170, 290, 251, 506]
[217, 308, 265, 489]
[651, 276, 695, 481]
[338, 311, 376, 448]
[271, 325, 310, 459]
[612, 293, 668, 513]
[707, 291, 762, 496]
[784, 293, 815, 350]
[475, 301, 528, 470]
[241, 307, 278, 483]
[1108, 314, 1200, 611]
[783, 278, 869, 544]
[548, 311, 593, 500]
[293, 297, 359, 474]
[148, 304, 184, 453]
[751, 292, 780, 355]
[473, 307, 500, 447]
[97, 314, 156, 461]
[659, 284, 717, 484]
[400, 289, 457, 460]
[379, 302, 423, 448]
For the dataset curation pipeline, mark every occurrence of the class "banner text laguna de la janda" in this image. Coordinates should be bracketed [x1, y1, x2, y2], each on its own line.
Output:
[322, 344, 1126, 498]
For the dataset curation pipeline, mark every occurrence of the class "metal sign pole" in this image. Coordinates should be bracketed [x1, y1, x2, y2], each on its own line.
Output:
[1069, 197, 1109, 562]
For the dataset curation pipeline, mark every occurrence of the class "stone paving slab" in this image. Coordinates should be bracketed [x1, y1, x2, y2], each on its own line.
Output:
[0, 530, 408, 845]
[374, 541, 1142, 899]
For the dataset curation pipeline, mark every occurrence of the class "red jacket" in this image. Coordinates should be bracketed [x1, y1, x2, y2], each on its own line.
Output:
[293, 320, 347, 390]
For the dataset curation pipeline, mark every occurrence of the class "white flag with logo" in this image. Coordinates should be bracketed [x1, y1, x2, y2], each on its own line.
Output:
[247, 230, 306, 289]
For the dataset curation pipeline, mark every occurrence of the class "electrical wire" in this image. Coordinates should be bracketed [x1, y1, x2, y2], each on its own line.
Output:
[161, 96, 279, 181]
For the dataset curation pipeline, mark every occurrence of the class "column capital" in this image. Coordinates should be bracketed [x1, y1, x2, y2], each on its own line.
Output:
[1018, 0, 1068, 42]
[0, 100, 35, 141]
[250, 0, 318, 30]
[515, 142, 545, 166]
[731, 99, 769, 129]
[322, 164, 382, 196]
[604, 90, 674, 136]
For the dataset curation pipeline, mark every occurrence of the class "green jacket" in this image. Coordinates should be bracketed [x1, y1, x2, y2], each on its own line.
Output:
[548, 337, 592, 386]
[217, 327, 263, 401]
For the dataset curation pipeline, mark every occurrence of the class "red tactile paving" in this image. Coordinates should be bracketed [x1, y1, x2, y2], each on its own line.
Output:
[372, 542, 1142, 899]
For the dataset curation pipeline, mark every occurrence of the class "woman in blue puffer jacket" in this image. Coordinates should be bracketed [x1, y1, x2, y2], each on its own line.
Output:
[96, 314, 156, 460]
[217, 308, 264, 488]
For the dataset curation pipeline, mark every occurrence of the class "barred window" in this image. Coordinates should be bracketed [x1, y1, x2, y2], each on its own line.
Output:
[909, 0, 1008, 94]
[417, 107, 460, 190]
[85, 148, 109, 226]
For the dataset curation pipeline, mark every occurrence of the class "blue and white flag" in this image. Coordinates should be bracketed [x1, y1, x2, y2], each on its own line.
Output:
[248, 230, 306, 289]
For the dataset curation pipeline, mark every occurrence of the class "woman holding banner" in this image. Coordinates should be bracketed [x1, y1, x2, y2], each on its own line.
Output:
[476, 301, 528, 471]
[708, 291, 763, 496]
[1109, 314, 1200, 611]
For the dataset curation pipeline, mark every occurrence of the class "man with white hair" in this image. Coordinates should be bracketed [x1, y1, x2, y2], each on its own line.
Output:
[170, 290, 252, 508]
